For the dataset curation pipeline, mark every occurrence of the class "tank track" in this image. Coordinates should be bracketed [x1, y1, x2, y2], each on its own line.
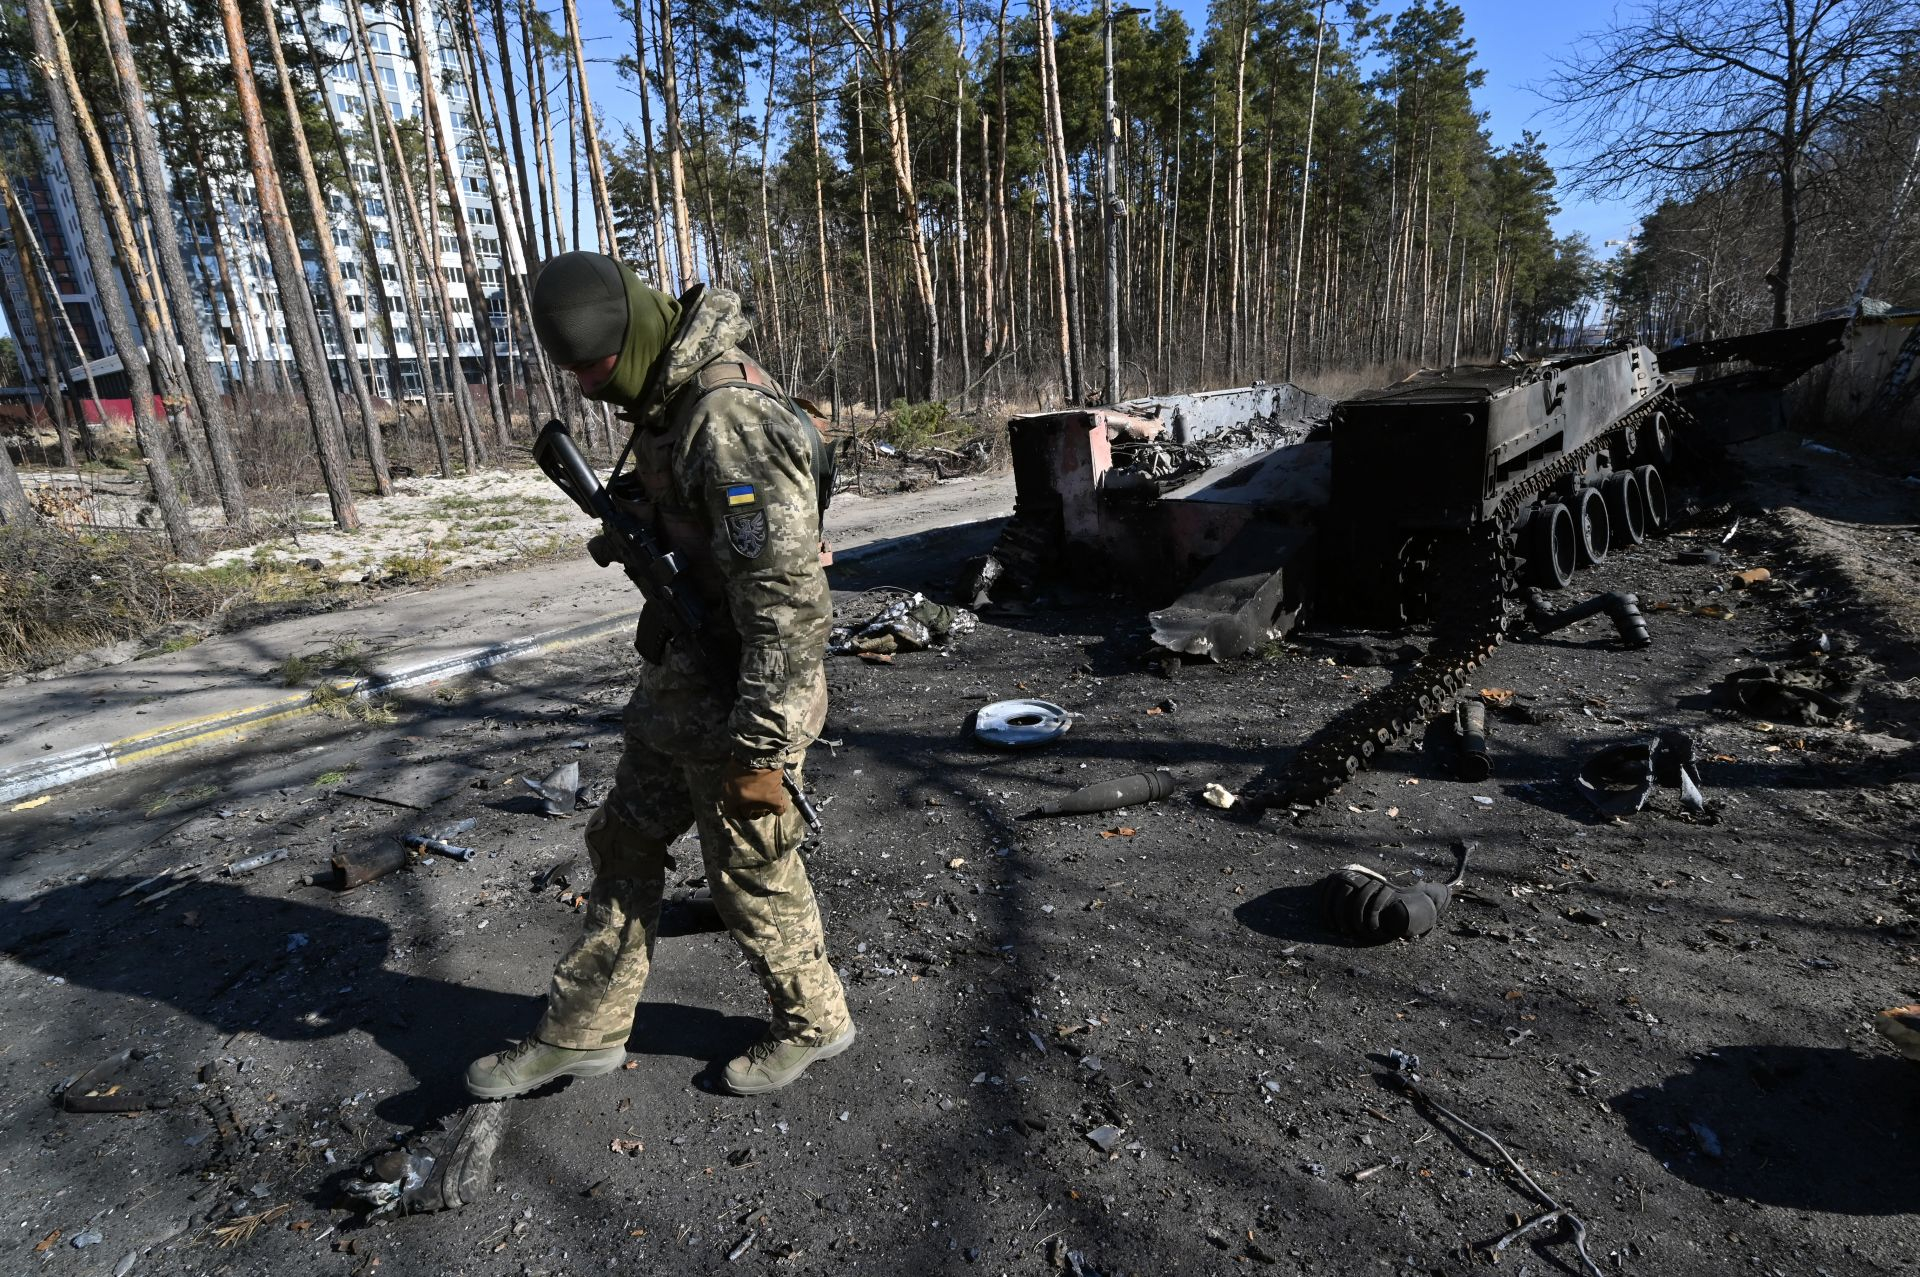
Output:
[1264, 393, 1673, 812]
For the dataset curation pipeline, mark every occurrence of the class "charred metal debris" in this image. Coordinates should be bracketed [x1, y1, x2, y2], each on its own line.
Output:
[965, 322, 1851, 810]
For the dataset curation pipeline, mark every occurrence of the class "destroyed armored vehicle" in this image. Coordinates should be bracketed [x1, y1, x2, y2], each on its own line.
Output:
[973, 323, 1850, 805]
[977, 343, 1676, 658]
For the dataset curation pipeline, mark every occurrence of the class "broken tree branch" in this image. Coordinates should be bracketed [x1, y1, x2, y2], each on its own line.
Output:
[1384, 1072, 1605, 1277]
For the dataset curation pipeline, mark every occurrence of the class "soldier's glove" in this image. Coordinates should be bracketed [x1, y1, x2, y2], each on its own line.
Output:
[586, 532, 625, 568]
[721, 761, 790, 820]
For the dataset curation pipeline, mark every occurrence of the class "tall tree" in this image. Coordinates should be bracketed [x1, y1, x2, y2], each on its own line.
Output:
[214, 0, 359, 530]
[95, 0, 250, 525]
[259, 0, 391, 496]
[1546, 0, 1915, 328]
[24, 0, 200, 557]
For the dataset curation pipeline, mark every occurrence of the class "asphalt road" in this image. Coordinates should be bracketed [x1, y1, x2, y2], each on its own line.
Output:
[2, 441, 1918, 1276]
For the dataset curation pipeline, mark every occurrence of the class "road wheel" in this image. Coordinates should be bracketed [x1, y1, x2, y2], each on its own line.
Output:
[1604, 469, 1644, 546]
[1634, 464, 1668, 534]
[1572, 486, 1610, 567]
[1525, 503, 1576, 589]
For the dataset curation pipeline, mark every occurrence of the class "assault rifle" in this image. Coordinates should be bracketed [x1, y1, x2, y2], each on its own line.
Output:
[533, 418, 820, 832]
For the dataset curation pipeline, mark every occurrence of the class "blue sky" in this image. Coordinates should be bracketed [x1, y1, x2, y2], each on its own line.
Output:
[5, 1, 1644, 347]
[564, 0, 1646, 249]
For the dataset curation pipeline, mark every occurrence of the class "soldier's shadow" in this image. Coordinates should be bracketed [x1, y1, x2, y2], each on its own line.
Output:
[0, 878, 755, 1130]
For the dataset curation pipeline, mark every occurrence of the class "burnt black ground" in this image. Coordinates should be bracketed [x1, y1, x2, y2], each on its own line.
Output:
[3, 436, 1918, 1277]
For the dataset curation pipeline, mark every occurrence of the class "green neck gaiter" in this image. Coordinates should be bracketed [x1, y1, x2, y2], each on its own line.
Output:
[584, 265, 681, 410]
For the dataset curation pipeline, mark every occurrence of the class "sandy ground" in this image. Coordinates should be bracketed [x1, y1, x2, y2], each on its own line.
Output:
[1, 433, 1916, 1276]
[186, 470, 594, 583]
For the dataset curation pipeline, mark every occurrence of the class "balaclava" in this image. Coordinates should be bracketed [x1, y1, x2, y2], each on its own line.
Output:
[529, 251, 681, 409]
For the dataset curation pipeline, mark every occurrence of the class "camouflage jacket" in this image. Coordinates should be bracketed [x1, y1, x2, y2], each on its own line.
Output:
[607, 288, 830, 769]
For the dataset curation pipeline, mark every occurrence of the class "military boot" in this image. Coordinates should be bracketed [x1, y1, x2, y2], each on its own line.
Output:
[722, 1023, 857, 1096]
[465, 1036, 627, 1099]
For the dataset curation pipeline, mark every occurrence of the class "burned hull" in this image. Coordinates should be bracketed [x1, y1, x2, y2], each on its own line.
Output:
[980, 346, 1672, 657]
[981, 384, 1332, 657]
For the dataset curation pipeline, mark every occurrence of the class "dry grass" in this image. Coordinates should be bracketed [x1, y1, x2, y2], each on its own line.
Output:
[206, 1202, 293, 1247]
[0, 525, 242, 673]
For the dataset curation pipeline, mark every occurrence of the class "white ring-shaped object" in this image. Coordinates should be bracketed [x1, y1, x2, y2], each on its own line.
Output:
[973, 698, 1073, 749]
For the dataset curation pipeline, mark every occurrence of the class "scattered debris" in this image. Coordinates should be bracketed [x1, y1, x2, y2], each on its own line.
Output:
[401, 832, 475, 863]
[972, 699, 1074, 750]
[1026, 769, 1173, 818]
[532, 858, 577, 892]
[222, 848, 290, 877]
[1202, 783, 1238, 809]
[1731, 567, 1772, 588]
[829, 592, 976, 657]
[1084, 1124, 1125, 1154]
[1526, 589, 1651, 648]
[1382, 1070, 1605, 1277]
[522, 762, 585, 817]
[1577, 730, 1707, 817]
[1320, 842, 1471, 943]
[343, 1101, 513, 1215]
[1720, 658, 1867, 726]
[59, 1046, 172, 1113]
[320, 842, 410, 890]
[610, 1137, 644, 1156]
[1451, 700, 1490, 781]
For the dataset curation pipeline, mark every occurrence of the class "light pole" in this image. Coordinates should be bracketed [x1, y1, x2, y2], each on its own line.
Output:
[1102, 3, 1147, 406]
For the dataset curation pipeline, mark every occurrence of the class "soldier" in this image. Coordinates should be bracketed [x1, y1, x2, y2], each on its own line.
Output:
[466, 252, 853, 1099]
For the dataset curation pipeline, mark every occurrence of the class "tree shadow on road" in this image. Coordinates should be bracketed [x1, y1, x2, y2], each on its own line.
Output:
[1611, 1043, 1920, 1216]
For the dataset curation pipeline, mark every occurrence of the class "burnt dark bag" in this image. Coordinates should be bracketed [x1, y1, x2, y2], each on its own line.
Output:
[1320, 841, 1471, 942]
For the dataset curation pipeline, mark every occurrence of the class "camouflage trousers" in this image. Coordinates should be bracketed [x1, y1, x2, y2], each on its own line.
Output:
[535, 738, 851, 1052]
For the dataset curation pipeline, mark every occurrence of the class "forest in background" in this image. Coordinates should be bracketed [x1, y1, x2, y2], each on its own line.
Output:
[0, 0, 1916, 559]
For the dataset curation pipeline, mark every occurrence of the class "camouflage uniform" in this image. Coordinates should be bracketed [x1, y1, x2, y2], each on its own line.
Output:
[535, 288, 851, 1052]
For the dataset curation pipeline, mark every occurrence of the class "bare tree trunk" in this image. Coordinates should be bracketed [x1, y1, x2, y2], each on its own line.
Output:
[46, 2, 216, 498]
[456, 0, 560, 423]
[1033, 0, 1075, 403]
[993, 0, 1012, 360]
[1035, 0, 1079, 402]
[805, 15, 837, 416]
[0, 432, 32, 524]
[684, 27, 726, 287]
[26, 0, 199, 554]
[348, 0, 458, 474]
[855, 75, 883, 421]
[559, 0, 616, 253]
[290, 2, 411, 441]
[258, 0, 390, 497]
[98, 0, 250, 522]
[214, 0, 358, 531]
[1198, 90, 1218, 384]
[838, 0, 940, 401]
[656, 0, 697, 288]
[404, 0, 511, 452]
[1284, 0, 1325, 383]
[3, 163, 83, 466]
[524, 0, 559, 259]
[951, 0, 970, 404]
[756, 25, 787, 373]
[1225, 0, 1250, 383]
[633, 0, 672, 283]
[489, 0, 539, 271]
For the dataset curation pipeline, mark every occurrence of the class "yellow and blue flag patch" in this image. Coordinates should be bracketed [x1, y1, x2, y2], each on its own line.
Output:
[725, 483, 756, 507]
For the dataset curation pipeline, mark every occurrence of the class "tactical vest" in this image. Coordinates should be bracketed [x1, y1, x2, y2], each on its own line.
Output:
[612, 351, 837, 665]
[677, 354, 839, 538]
